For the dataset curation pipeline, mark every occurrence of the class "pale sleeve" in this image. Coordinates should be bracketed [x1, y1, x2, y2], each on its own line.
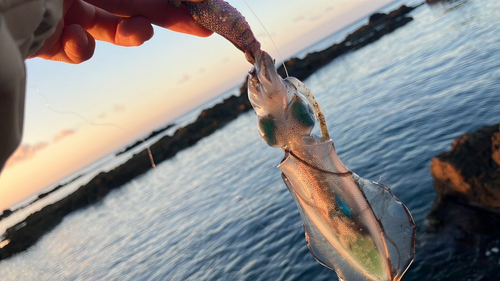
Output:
[0, 0, 63, 171]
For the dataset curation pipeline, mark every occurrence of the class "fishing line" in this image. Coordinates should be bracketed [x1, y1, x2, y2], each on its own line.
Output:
[285, 149, 352, 177]
[241, 0, 289, 77]
[34, 85, 127, 130]
[30, 84, 156, 168]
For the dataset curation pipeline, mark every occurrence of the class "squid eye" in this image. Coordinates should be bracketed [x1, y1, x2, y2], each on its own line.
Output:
[290, 95, 315, 127]
[258, 117, 278, 147]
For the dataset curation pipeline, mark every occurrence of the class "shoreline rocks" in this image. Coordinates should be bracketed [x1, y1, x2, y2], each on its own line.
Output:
[115, 123, 175, 156]
[420, 124, 500, 278]
[0, 4, 418, 261]
[430, 124, 500, 213]
[275, 5, 417, 80]
[417, 195, 500, 280]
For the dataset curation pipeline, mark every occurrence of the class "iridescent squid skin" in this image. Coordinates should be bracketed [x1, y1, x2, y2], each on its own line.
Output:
[248, 51, 416, 281]
[171, 0, 261, 63]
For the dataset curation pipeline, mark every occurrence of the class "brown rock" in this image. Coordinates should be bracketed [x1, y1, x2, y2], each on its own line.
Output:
[369, 13, 388, 25]
[492, 130, 500, 166]
[430, 124, 500, 211]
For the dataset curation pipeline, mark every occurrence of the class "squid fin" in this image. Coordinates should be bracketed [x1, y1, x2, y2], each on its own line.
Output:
[281, 172, 416, 281]
[352, 174, 417, 280]
[282, 174, 371, 281]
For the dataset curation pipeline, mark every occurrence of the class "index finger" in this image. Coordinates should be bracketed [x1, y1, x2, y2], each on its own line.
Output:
[65, 0, 154, 46]
[84, 0, 213, 37]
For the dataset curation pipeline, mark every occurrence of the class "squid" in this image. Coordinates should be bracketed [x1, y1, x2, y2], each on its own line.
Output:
[172, 1, 417, 280]
[247, 50, 416, 281]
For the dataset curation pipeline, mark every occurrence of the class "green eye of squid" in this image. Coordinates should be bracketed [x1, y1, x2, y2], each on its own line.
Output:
[290, 96, 315, 127]
[258, 117, 277, 146]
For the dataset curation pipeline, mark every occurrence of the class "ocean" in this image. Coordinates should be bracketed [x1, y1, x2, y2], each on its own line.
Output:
[1, 0, 500, 279]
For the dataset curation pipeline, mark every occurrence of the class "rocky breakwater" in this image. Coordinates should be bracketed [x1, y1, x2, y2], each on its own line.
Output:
[275, 5, 418, 80]
[0, 94, 252, 261]
[425, 0, 460, 4]
[0, 4, 419, 261]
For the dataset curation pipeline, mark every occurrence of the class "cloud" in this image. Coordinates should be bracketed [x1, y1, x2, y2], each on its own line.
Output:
[325, 6, 333, 13]
[53, 129, 75, 142]
[292, 16, 305, 23]
[308, 14, 322, 22]
[178, 74, 190, 84]
[4, 128, 77, 168]
[113, 104, 125, 112]
[4, 142, 49, 168]
[98, 112, 107, 119]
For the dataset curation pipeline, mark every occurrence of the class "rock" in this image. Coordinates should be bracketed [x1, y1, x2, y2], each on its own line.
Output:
[492, 131, 500, 166]
[343, 6, 415, 48]
[417, 195, 500, 279]
[426, 195, 500, 234]
[430, 124, 500, 212]
[277, 5, 416, 80]
[426, 0, 463, 4]
[116, 123, 175, 156]
[369, 13, 388, 25]
[388, 5, 415, 19]
[0, 210, 12, 221]
[422, 126, 500, 278]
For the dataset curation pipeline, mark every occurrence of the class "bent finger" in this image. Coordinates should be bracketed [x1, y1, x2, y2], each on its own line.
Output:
[84, 0, 213, 37]
[62, 24, 96, 63]
[65, 0, 154, 46]
[39, 24, 96, 63]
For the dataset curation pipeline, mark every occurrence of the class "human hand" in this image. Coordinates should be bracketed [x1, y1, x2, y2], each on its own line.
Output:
[30, 0, 213, 64]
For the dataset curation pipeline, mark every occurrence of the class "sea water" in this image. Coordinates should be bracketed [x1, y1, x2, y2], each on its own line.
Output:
[1, 0, 500, 279]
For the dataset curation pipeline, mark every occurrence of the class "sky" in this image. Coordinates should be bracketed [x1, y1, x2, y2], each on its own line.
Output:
[0, 0, 394, 210]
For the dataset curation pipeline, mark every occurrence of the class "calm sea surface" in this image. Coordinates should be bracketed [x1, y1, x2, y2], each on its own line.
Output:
[1, 0, 500, 280]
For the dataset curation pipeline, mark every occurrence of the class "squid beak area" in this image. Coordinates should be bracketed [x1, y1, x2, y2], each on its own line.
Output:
[248, 51, 277, 90]
[245, 51, 255, 65]
[248, 50, 263, 85]
[245, 41, 263, 65]
[247, 48, 265, 66]
[258, 51, 279, 81]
